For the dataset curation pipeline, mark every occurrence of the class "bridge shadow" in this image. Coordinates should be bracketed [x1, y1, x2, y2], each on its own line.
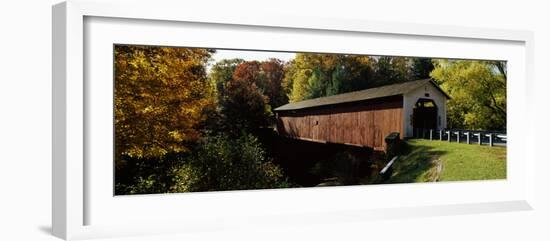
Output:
[256, 128, 373, 187]
[257, 129, 446, 187]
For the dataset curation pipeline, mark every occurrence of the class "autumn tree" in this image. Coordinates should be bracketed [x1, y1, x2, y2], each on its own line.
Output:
[114, 45, 215, 166]
[285, 55, 312, 102]
[430, 60, 506, 130]
[221, 61, 271, 132]
[214, 59, 289, 132]
[259, 59, 288, 108]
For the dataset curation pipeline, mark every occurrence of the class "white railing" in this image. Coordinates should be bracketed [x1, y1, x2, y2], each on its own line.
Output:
[414, 128, 506, 147]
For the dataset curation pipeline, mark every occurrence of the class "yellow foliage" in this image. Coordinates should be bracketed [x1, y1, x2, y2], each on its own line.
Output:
[114, 45, 215, 164]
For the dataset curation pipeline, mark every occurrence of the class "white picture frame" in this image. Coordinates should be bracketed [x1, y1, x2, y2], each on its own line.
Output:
[52, 0, 535, 240]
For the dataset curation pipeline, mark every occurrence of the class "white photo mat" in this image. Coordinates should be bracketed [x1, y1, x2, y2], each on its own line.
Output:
[53, 1, 535, 240]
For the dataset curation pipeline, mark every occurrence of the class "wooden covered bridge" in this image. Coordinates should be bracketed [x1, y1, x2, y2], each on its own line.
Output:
[273, 79, 450, 151]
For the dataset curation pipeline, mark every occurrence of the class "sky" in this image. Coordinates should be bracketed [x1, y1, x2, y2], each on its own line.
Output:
[208, 49, 296, 71]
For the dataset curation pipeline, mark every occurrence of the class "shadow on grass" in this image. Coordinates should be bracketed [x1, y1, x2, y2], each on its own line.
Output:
[383, 141, 447, 184]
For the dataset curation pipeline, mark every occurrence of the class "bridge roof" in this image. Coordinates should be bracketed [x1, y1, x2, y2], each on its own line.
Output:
[274, 79, 450, 112]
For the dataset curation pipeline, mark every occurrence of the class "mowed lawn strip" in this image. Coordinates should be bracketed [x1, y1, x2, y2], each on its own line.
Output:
[387, 139, 506, 183]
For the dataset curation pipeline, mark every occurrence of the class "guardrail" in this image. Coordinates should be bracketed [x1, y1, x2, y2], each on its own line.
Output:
[414, 128, 506, 147]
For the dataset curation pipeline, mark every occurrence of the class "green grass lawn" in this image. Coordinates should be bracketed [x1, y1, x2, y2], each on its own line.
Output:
[386, 139, 506, 183]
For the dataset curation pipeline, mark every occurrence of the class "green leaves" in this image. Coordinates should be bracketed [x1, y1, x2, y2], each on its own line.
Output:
[431, 60, 506, 130]
[285, 54, 430, 102]
[182, 133, 288, 192]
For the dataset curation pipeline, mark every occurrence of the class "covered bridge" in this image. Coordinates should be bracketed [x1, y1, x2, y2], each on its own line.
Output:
[273, 79, 450, 150]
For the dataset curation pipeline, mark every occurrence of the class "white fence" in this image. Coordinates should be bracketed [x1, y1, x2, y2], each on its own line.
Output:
[413, 128, 507, 147]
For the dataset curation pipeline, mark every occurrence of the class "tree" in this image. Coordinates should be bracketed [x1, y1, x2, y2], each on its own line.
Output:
[307, 66, 330, 99]
[332, 56, 372, 93]
[114, 45, 215, 165]
[430, 60, 506, 130]
[221, 61, 271, 132]
[282, 59, 297, 101]
[115, 133, 291, 194]
[410, 58, 435, 79]
[217, 59, 290, 131]
[260, 59, 288, 108]
[286, 55, 313, 102]
[174, 133, 290, 192]
[286, 53, 374, 102]
[370, 56, 412, 86]
[209, 58, 244, 101]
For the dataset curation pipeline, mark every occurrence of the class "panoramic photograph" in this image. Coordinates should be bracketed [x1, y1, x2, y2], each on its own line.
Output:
[113, 44, 507, 195]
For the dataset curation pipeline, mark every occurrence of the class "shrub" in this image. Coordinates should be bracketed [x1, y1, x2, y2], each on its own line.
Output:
[182, 133, 289, 191]
[114, 153, 189, 195]
[115, 132, 290, 194]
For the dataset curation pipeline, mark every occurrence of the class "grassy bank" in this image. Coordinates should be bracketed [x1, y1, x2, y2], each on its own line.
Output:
[387, 139, 506, 183]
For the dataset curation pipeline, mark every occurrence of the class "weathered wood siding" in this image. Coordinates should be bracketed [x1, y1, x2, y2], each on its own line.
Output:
[276, 96, 403, 150]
